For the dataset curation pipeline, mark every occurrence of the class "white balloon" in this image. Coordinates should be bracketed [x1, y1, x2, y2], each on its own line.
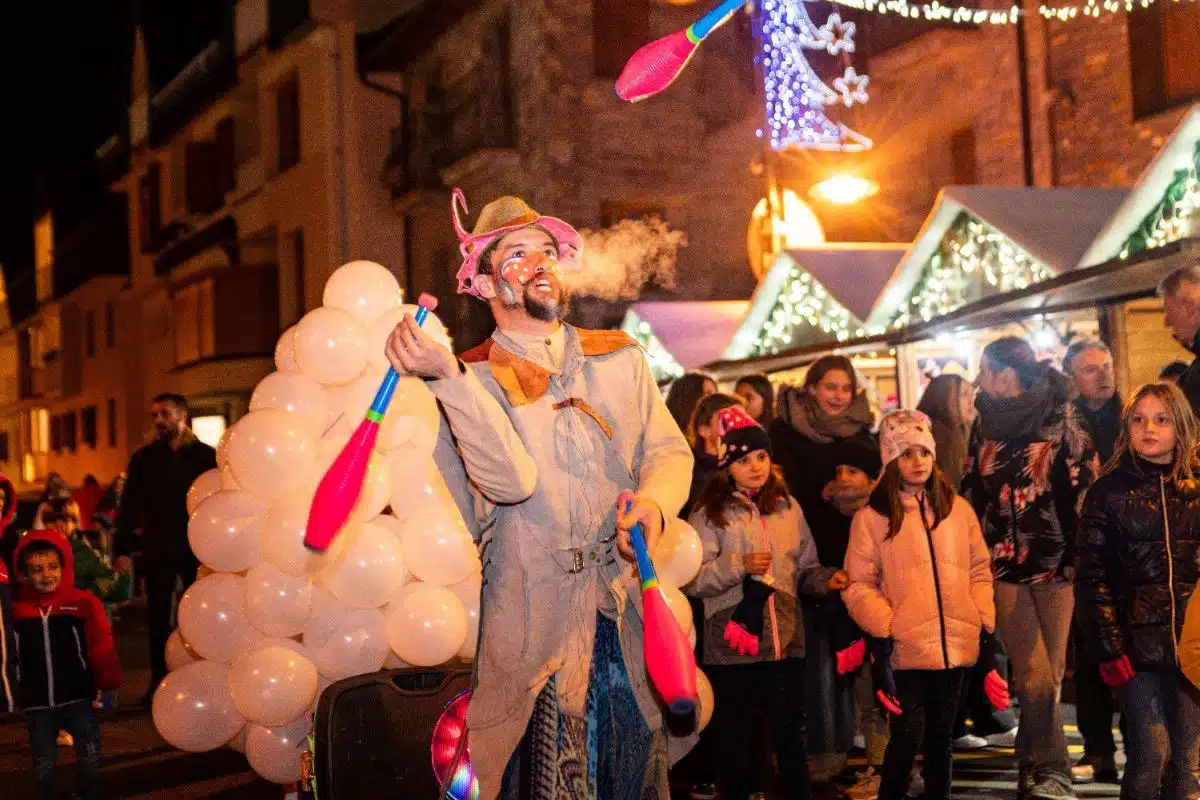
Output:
[152, 661, 246, 752]
[275, 325, 300, 373]
[250, 371, 328, 439]
[294, 307, 367, 386]
[226, 409, 316, 503]
[177, 573, 262, 664]
[446, 574, 481, 660]
[654, 519, 704, 589]
[365, 305, 452, 372]
[323, 260, 402, 327]
[220, 462, 240, 490]
[658, 584, 695, 640]
[216, 426, 232, 471]
[322, 521, 407, 609]
[187, 469, 223, 515]
[246, 715, 311, 784]
[188, 490, 266, 573]
[697, 669, 714, 732]
[260, 491, 345, 578]
[301, 587, 389, 680]
[388, 457, 456, 521]
[383, 652, 412, 669]
[385, 584, 467, 667]
[165, 629, 198, 672]
[227, 725, 249, 753]
[339, 366, 440, 453]
[307, 429, 390, 522]
[399, 503, 478, 587]
[232, 636, 310, 664]
[245, 562, 314, 637]
[229, 645, 319, 727]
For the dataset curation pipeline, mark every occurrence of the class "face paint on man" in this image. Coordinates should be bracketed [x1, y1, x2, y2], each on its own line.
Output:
[489, 229, 568, 322]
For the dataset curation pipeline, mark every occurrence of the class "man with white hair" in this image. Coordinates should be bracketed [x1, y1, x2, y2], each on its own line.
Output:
[1160, 264, 1200, 413]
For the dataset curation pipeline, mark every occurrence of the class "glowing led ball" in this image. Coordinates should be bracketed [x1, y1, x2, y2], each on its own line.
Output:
[431, 690, 480, 800]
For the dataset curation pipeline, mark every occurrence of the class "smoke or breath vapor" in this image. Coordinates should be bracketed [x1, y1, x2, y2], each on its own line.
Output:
[566, 217, 687, 300]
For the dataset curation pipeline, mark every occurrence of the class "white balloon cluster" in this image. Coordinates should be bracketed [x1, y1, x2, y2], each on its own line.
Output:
[156, 261, 475, 785]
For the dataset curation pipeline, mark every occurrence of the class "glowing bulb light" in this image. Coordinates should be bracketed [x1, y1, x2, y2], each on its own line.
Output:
[809, 174, 880, 205]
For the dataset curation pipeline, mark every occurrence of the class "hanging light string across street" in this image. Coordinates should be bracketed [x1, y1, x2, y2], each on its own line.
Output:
[825, 0, 1193, 26]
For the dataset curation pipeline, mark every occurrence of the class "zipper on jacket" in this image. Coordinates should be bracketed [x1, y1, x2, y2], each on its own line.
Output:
[39, 608, 55, 707]
[759, 516, 781, 661]
[919, 496, 951, 669]
[1160, 476, 1180, 663]
[72, 628, 86, 671]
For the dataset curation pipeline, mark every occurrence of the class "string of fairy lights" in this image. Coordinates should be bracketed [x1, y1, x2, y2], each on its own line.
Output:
[825, 0, 1195, 25]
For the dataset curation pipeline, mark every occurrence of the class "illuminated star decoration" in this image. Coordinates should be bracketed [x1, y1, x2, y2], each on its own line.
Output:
[832, 67, 869, 107]
[816, 14, 857, 55]
[755, 0, 873, 152]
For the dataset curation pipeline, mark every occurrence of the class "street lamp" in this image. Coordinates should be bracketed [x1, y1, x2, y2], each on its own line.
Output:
[809, 173, 879, 205]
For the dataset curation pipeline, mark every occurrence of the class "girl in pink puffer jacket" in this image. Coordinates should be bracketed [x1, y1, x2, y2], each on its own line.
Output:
[843, 410, 1000, 800]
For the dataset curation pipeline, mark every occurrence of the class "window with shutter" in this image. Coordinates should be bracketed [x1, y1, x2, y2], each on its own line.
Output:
[1129, 4, 1200, 118]
[187, 141, 221, 214]
[105, 302, 115, 348]
[277, 75, 301, 172]
[139, 162, 162, 253]
[107, 398, 118, 448]
[50, 415, 62, 452]
[216, 117, 237, 196]
[64, 411, 77, 451]
[82, 406, 97, 449]
[85, 310, 96, 358]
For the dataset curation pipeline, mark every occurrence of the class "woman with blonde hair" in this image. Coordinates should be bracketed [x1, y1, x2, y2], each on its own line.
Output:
[1078, 382, 1200, 800]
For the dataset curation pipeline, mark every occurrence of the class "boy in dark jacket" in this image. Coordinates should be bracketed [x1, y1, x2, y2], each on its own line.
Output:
[13, 528, 122, 800]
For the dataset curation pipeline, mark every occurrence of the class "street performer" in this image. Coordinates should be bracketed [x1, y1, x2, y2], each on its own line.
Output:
[385, 190, 694, 799]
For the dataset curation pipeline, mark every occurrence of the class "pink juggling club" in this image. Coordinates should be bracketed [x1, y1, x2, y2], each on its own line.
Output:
[303, 293, 438, 552]
[616, 0, 746, 103]
[623, 497, 699, 716]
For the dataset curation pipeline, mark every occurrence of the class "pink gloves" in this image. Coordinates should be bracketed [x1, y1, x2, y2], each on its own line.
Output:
[723, 620, 761, 656]
[1099, 655, 1136, 689]
[983, 669, 1010, 711]
[836, 639, 866, 675]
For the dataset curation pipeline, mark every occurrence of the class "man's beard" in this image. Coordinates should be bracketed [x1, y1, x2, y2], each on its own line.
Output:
[156, 424, 179, 441]
[500, 281, 568, 322]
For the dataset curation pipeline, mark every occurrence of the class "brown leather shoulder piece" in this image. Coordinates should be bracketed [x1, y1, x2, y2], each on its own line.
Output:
[487, 346, 550, 406]
[576, 328, 638, 357]
[459, 338, 494, 363]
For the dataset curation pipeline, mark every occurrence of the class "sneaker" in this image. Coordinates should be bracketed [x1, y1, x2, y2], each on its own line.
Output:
[689, 783, 718, 800]
[906, 767, 925, 798]
[953, 733, 988, 750]
[984, 726, 1018, 747]
[1027, 774, 1076, 799]
[844, 767, 881, 800]
[1070, 754, 1098, 782]
[56, 730, 73, 747]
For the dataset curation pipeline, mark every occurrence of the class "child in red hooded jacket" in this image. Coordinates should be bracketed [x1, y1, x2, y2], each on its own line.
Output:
[13, 528, 121, 800]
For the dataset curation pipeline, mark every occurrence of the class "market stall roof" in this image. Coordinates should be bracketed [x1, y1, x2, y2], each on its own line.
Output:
[1077, 106, 1200, 268]
[865, 186, 1128, 330]
[621, 300, 750, 382]
[722, 244, 906, 361]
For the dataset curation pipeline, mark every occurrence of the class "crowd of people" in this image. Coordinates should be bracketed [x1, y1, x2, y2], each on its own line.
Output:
[662, 265, 1200, 800]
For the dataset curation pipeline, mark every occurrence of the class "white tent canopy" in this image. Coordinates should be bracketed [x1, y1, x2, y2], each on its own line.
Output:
[621, 300, 750, 381]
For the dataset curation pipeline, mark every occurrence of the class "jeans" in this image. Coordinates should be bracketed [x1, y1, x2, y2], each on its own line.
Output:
[708, 659, 812, 800]
[994, 580, 1073, 780]
[28, 700, 103, 800]
[146, 560, 198, 690]
[853, 665, 889, 766]
[878, 668, 966, 800]
[1118, 670, 1200, 800]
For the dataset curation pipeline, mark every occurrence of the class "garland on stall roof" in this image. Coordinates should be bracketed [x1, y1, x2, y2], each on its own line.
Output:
[891, 212, 1055, 329]
[744, 267, 869, 357]
[1120, 140, 1200, 259]
[623, 312, 687, 383]
[827, 0, 1195, 26]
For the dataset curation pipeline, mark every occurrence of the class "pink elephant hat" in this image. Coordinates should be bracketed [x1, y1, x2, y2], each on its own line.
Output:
[451, 188, 583, 298]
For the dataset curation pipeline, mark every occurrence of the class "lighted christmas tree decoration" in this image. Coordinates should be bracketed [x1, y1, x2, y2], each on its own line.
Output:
[755, 0, 873, 152]
[1119, 141, 1200, 259]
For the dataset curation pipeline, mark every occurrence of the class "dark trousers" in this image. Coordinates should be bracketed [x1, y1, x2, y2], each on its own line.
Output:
[954, 633, 1017, 737]
[1073, 625, 1118, 758]
[146, 560, 198, 689]
[708, 659, 811, 800]
[880, 668, 966, 800]
[28, 700, 103, 800]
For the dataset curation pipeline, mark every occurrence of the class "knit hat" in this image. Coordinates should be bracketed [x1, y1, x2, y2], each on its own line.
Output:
[716, 406, 772, 468]
[878, 410, 937, 467]
[833, 436, 882, 479]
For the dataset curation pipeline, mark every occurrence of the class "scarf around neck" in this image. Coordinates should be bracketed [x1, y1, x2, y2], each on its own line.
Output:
[975, 365, 1070, 440]
[781, 387, 875, 444]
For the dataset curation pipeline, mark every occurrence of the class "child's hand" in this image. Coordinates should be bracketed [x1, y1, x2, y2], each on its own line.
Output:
[743, 552, 772, 575]
[827, 569, 850, 591]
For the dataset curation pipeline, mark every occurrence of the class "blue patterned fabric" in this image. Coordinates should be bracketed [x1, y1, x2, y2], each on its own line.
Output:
[499, 614, 669, 800]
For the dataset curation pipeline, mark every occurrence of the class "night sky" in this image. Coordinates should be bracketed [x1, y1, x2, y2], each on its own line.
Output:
[0, 2, 225, 319]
